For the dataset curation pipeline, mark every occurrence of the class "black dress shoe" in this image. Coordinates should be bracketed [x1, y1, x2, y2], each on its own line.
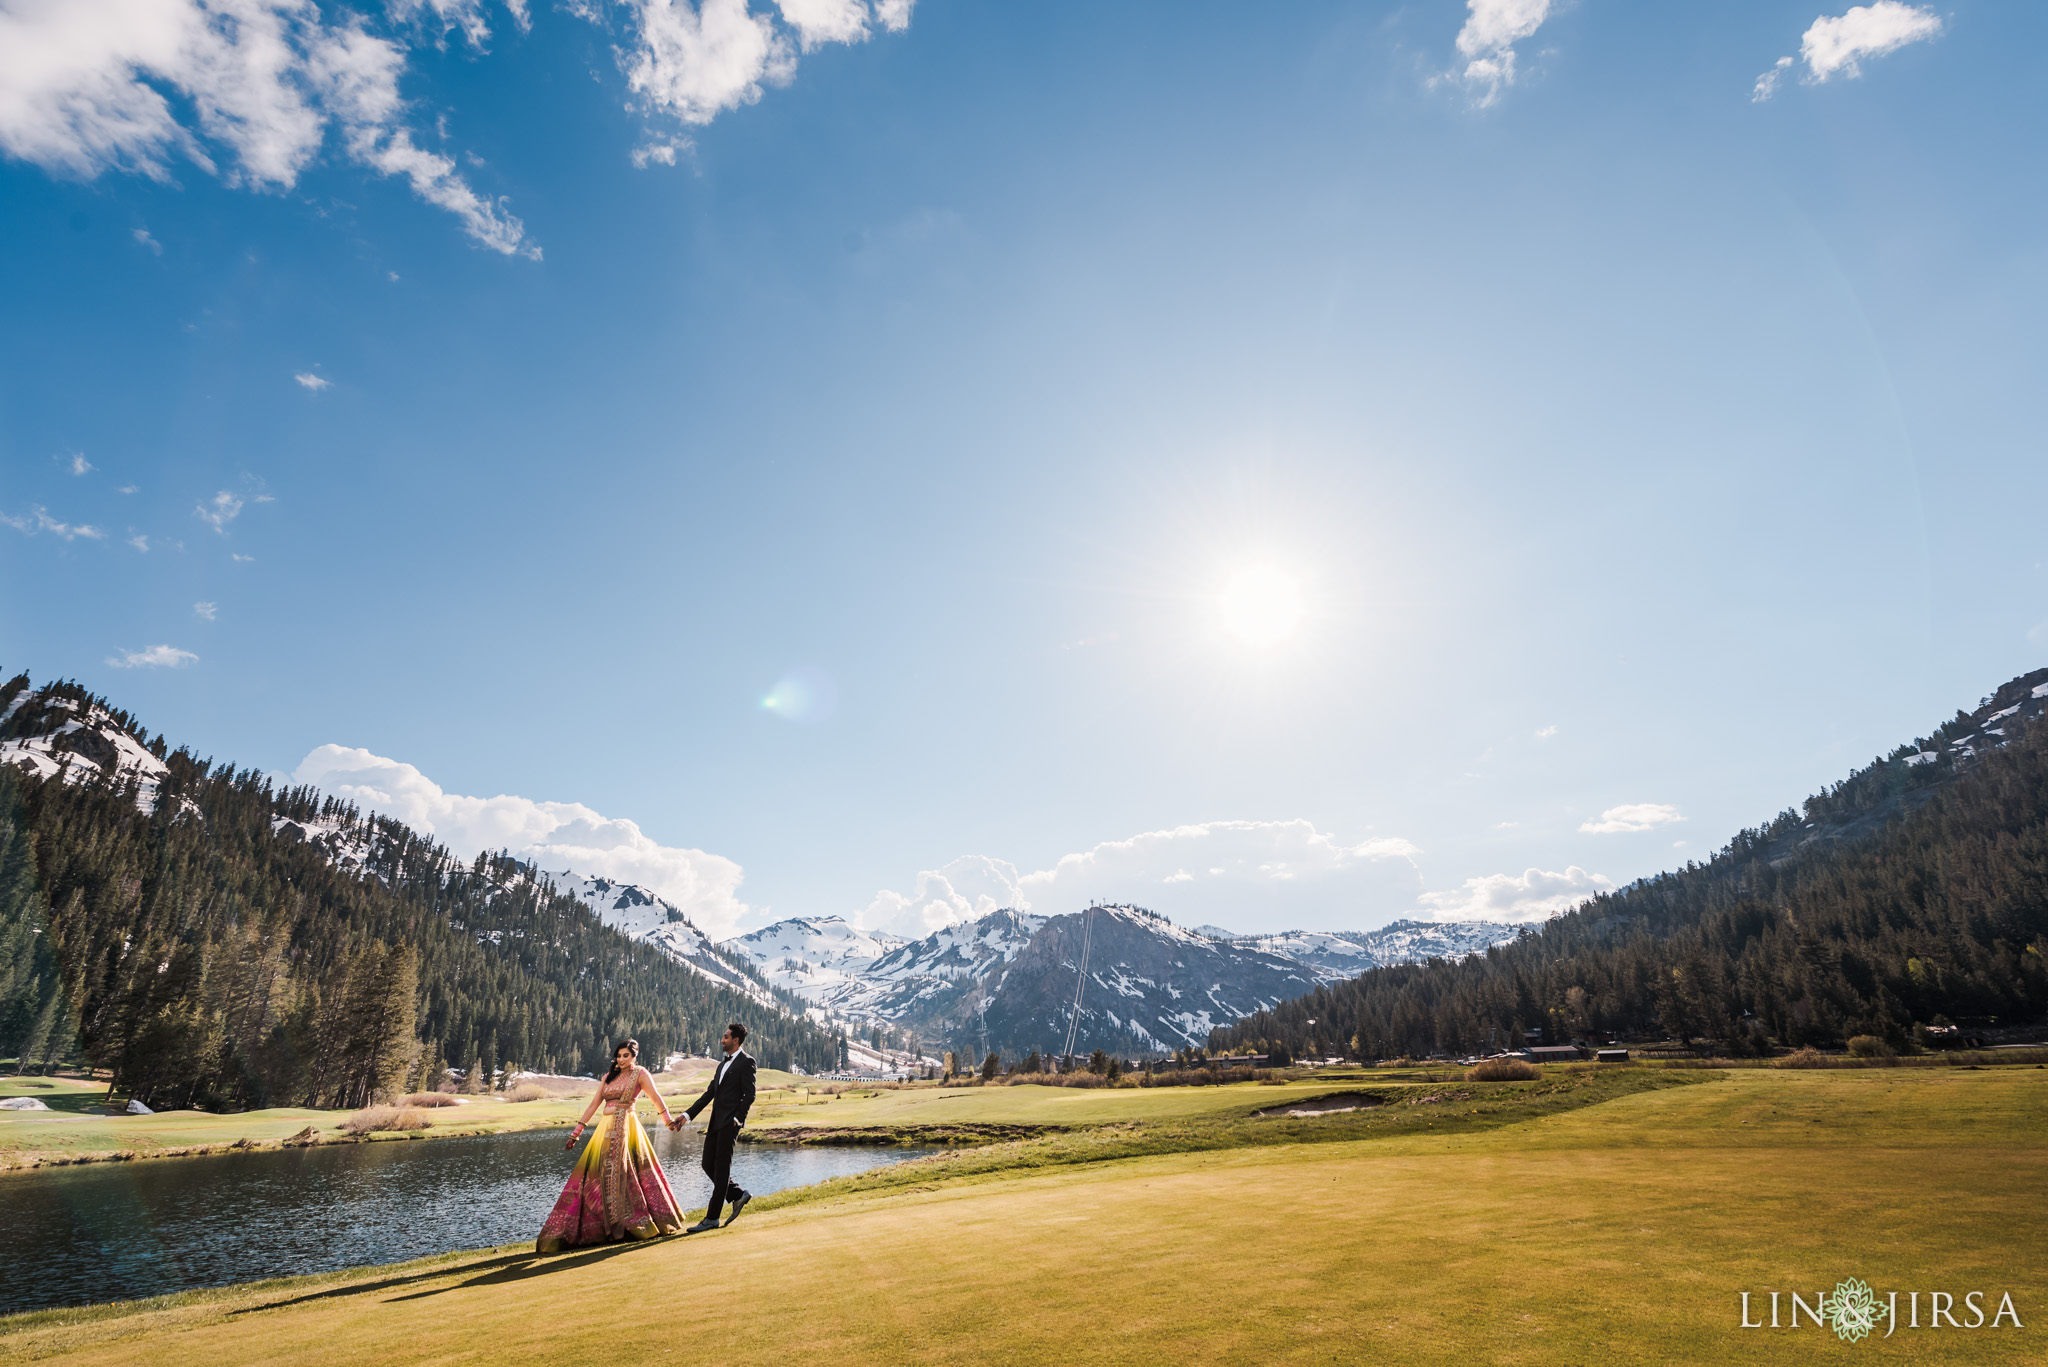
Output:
[684, 1219, 721, 1234]
[723, 1192, 751, 1226]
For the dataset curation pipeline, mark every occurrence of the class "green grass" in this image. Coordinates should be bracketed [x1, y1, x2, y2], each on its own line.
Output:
[4, 1065, 2042, 1365]
[747, 1073, 1451, 1129]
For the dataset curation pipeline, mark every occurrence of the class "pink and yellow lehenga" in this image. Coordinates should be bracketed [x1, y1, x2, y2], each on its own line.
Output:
[535, 1067, 686, 1253]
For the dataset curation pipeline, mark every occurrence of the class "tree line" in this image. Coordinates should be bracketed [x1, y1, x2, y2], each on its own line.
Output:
[1214, 674, 2048, 1060]
[0, 674, 839, 1109]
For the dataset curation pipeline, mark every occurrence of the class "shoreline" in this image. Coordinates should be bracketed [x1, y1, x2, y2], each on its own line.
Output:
[0, 1113, 577, 1175]
[0, 1123, 577, 1180]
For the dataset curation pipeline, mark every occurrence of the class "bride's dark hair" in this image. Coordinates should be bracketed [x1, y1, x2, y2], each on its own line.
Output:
[603, 1038, 640, 1084]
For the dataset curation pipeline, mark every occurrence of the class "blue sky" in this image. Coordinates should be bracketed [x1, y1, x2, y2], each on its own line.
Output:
[2, 0, 2043, 940]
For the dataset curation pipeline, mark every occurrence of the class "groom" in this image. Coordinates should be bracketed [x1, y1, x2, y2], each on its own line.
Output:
[674, 1021, 757, 1232]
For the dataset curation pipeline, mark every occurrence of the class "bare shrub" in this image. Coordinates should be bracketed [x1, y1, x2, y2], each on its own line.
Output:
[402, 1092, 463, 1107]
[996, 1071, 1116, 1089]
[1846, 1035, 1897, 1060]
[504, 1082, 551, 1103]
[1137, 1067, 1270, 1088]
[341, 1105, 432, 1134]
[1467, 1057, 1541, 1081]
[1774, 1046, 1829, 1069]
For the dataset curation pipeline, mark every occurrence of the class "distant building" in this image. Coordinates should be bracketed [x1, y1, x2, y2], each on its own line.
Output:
[1527, 1045, 1584, 1064]
[1595, 1048, 1630, 1063]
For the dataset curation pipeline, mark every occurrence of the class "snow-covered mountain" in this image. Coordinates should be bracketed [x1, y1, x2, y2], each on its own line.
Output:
[1229, 920, 1524, 976]
[721, 916, 909, 1014]
[722, 901, 1524, 1056]
[1, 679, 174, 813]
[540, 870, 780, 1011]
[976, 904, 1322, 1055]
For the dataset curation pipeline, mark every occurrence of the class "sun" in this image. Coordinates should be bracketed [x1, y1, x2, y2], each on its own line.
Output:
[1217, 563, 1305, 649]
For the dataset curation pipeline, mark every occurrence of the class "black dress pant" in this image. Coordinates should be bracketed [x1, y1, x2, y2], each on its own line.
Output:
[701, 1118, 745, 1220]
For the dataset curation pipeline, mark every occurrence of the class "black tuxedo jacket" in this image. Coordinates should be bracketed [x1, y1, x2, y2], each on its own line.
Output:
[686, 1049, 756, 1129]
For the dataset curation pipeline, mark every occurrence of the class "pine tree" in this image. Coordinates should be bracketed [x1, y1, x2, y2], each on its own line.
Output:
[16, 984, 58, 1075]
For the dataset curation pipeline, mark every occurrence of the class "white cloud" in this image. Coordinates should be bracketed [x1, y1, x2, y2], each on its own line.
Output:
[850, 820, 1427, 938]
[1578, 802, 1685, 834]
[619, 0, 910, 133]
[107, 643, 198, 669]
[1753, 54, 1793, 102]
[622, 0, 794, 127]
[293, 743, 754, 935]
[1, 0, 911, 252]
[116, 483, 138, 494]
[1754, 2, 1941, 99]
[68, 452, 93, 474]
[131, 226, 161, 254]
[232, 551, 254, 562]
[0, 0, 533, 255]
[294, 371, 331, 390]
[196, 490, 244, 533]
[1451, 0, 1551, 108]
[1416, 865, 1613, 923]
[2, 505, 104, 539]
[776, 0, 866, 50]
[854, 854, 1029, 938]
[388, 0, 495, 48]
[193, 600, 217, 620]
[1534, 724, 1557, 738]
[127, 533, 148, 550]
[1802, 2, 1942, 80]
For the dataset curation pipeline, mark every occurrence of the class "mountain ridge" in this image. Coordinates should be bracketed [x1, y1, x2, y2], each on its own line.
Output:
[719, 903, 1525, 1058]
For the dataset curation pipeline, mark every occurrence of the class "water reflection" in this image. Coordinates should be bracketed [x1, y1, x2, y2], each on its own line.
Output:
[0, 1125, 929, 1316]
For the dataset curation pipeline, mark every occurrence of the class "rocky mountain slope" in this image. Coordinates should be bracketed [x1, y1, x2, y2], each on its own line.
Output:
[722, 916, 910, 1014]
[721, 901, 1523, 1058]
[1, 675, 175, 812]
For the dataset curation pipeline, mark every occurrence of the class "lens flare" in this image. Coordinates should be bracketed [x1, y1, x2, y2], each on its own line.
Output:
[761, 668, 838, 724]
[1218, 564, 1305, 649]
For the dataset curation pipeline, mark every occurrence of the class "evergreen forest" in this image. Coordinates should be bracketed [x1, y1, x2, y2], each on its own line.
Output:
[1215, 669, 2048, 1060]
[0, 673, 838, 1109]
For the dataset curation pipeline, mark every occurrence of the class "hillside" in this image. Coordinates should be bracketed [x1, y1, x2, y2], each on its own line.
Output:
[537, 869, 787, 1013]
[1214, 668, 2048, 1059]
[0, 672, 838, 1109]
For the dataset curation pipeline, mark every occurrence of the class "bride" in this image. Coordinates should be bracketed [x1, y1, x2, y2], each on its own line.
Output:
[535, 1038, 687, 1252]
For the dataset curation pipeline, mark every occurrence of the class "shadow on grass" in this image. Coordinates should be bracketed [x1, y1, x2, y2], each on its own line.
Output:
[384, 1239, 678, 1301]
[231, 1239, 678, 1316]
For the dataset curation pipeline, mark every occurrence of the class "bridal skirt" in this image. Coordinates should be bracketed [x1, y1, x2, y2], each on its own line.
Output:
[536, 1111, 686, 1252]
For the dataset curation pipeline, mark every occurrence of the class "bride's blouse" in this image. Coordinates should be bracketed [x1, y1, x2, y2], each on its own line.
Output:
[601, 1066, 656, 1114]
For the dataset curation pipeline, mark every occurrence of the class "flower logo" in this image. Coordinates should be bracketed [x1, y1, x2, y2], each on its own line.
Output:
[1820, 1277, 1887, 1343]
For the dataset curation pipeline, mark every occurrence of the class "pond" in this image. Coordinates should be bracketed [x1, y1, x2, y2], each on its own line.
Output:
[0, 1125, 933, 1317]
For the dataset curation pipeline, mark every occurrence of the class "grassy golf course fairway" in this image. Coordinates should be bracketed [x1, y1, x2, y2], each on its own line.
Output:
[2, 1064, 2040, 1365]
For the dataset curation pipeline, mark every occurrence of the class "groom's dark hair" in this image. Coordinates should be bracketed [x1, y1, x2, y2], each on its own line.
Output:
[727, 1021, 748, 1044]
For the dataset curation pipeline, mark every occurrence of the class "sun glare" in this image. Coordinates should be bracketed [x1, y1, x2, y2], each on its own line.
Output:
[1218, 564, 1305, 649]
